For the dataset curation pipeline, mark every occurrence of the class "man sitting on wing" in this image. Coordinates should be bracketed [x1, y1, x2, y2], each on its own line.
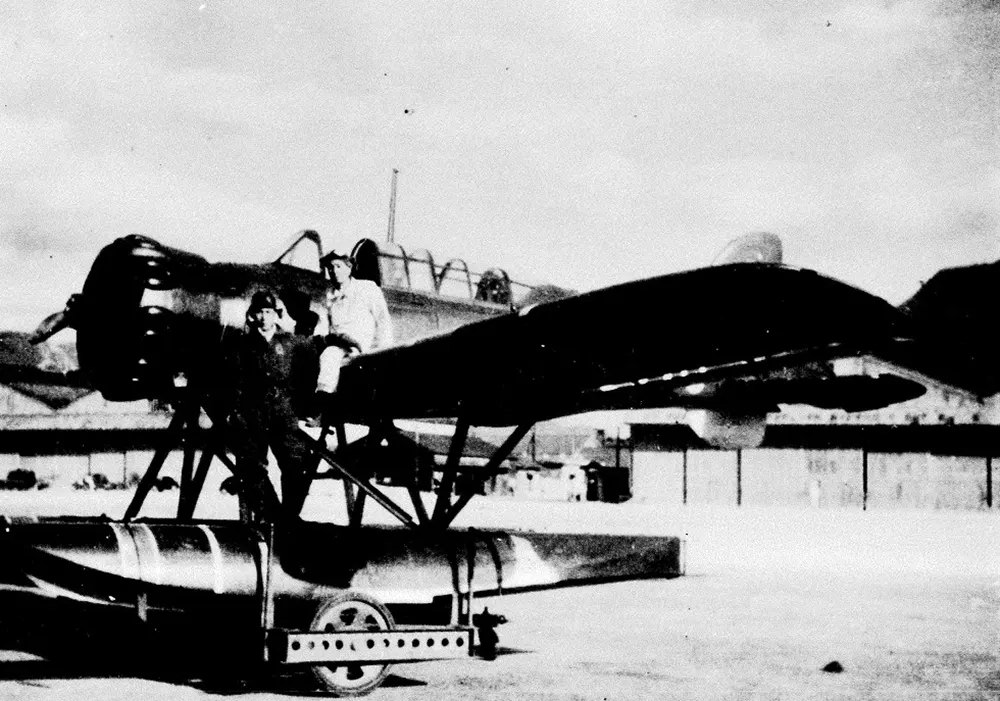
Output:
[316, 250, 394, 415]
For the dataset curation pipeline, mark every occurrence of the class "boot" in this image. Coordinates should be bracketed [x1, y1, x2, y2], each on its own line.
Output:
[315, 391, 339, 426]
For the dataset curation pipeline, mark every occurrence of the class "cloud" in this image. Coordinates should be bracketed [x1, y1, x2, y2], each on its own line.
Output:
[0, 0, 996, 328]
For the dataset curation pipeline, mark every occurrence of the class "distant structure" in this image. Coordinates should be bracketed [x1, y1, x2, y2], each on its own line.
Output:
[630, 359, 999, 511]
[0, 384, 172, 489]
[2, 335, 997, 510]
[1, 332, 174, 488]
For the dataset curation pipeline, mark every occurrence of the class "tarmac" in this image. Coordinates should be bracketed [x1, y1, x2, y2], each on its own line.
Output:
[0, 486, 997, 700]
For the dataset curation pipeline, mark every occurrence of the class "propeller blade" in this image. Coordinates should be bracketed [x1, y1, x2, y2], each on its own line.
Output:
[28, 294, 80, 344]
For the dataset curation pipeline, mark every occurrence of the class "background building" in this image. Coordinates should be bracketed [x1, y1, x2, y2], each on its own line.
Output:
[3, 337, 999, 510]
[630, 364, 1000, 510]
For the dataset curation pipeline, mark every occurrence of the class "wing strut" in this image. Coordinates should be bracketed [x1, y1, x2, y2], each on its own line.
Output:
[180, 428, 238, 519]
[292, 416, 535, 531]
[120, 396, 536, 532]
[295, 427, 419, 529]
[441, 422, 533, 528]
[124, 406, 188, 521]
[431, 415, 470, 525]
[359, 421, 433, 527]
[124, 393, 282, 524]
[177, 399, 201, 518]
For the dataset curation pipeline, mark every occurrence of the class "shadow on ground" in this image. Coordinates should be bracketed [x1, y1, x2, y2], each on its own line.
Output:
[0, 643, 532, 696]
[0, 655, 431, 696]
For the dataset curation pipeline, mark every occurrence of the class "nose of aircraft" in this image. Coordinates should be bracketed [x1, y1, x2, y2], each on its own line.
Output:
[76, 236, 182, 400]
[30, 235, 223, 401]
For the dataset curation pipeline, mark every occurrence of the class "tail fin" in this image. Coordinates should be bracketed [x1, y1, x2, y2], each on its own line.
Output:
[711, 232, 783, 266]
[893, 260, 1000, 397]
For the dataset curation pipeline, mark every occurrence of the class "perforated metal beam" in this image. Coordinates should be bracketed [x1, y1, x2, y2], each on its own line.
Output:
[270, 627, 474, 664]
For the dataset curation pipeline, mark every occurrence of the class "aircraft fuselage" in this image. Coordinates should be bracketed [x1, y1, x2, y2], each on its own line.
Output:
[71, 234, 548, 402]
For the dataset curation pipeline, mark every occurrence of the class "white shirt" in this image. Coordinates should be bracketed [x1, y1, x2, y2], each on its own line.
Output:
[326, 278, 393, 353]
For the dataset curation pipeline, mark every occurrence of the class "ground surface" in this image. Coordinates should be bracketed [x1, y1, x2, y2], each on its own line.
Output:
[0, 486, 997, 700]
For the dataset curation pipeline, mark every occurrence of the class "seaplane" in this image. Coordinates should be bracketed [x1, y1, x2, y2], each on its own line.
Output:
[1, 223, 994, 695]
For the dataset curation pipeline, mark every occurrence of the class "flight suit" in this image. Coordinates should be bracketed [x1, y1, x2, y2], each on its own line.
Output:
[224, 328, 324, 519]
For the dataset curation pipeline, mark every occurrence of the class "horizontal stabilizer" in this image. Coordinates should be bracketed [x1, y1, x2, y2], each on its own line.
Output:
[889, 259, 1000, 397]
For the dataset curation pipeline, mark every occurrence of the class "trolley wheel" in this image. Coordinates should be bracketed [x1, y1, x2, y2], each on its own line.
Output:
[309, 591, 395, 696]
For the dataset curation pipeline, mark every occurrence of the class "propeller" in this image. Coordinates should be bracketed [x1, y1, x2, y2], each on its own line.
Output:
[28, 294, 81, 344]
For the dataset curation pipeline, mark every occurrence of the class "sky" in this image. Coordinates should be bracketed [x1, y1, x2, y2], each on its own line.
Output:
[1, 1, 997, 332]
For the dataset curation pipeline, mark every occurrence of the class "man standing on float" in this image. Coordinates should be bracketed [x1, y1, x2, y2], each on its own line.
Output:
[225, 290, 323, 521]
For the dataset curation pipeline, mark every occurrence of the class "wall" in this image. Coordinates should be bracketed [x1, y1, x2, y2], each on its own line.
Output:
[866, 453, 991, 510]
[631, 451, 684, 505]
[742, 449, 812, 507]
[632, 448, 996, 510]
[686, 451, 738, 505]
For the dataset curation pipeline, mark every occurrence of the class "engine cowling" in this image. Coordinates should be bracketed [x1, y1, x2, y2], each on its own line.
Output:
[76, 235, 221, 401]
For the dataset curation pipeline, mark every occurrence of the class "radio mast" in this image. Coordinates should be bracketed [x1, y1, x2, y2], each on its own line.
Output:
[386, 168, 399, 244]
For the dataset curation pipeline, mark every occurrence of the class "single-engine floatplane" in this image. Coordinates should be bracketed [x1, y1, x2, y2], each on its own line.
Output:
[1, 227, 996, 694]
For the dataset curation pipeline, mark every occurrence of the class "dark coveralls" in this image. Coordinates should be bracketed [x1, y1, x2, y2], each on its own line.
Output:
[224, 328, 324, 519]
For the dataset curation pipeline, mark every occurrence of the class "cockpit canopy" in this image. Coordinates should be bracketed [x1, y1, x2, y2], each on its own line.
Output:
[272, 231, 572, 308]
[350, 238, 563, 308]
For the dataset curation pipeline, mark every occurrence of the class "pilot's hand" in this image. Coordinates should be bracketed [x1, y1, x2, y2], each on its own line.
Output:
[275, 298, 296, 333]
[325, 332, 362, 353]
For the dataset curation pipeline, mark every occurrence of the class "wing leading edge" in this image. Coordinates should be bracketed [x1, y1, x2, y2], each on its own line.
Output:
[332, 262, 924, 426]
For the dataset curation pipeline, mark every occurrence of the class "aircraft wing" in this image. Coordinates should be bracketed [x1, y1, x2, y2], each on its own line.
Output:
[333, 262, 926, 426]
[0, 364, 95, 411]
[0, 363, 89, 386]
[0, 332, 95, 409]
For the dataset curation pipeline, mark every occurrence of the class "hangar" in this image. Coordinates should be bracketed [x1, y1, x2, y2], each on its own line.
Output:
[630, 376, 999, 511]
[2, 338, 998, 511]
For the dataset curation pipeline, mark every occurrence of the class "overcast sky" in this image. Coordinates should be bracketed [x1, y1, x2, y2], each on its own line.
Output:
[2, 1, 997, 331]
